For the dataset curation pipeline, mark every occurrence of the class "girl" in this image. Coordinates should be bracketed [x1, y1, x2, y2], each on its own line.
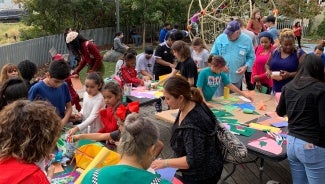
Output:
[66, 31, 104, 77]
[0, 78, 28, 111]
[293, 22, 302, 48]
[0, 63, 20, 86]
[119, 53, 144, 87]
[68, 72, 105, 135]
[191, 37, 209, 72]
[196, 56, 253, 105]
[97, 81, 123, 134]
[246, 8, 265, 35]
[113, 31, 129, 54]
[156, 40, 198, 87]
[251, 32, 274, 94]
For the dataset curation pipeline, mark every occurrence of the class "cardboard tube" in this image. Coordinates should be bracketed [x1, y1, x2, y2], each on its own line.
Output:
[75, 147, 110, 184]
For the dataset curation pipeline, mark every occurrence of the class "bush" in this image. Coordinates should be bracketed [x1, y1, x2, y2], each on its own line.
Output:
[316, 18, 325, 38]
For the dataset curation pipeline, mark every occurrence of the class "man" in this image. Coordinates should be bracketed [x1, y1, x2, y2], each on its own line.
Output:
[137, 47, 155, 80]
[210, 20, 255, 96]
[265, 15, 279, 47]
[159, 22, 171, 43]
[153, 30, 184, 80]
[312, 45, 325, 68]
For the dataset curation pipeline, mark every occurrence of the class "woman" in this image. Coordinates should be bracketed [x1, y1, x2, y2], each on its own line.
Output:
[276, 54, 325, 184]
[66, 31, 104, 77]
[82, 113, 170, 184]
[113, 31, 129, 54]
[0, 100, 62, 183]
[151, 77, 223, 184]
[293, 22, 302, 48]
[0, 63, 20, 86]
[246, 8, 265, 35]
[251, 32, 274, 94]
[265, 28, 305, 93]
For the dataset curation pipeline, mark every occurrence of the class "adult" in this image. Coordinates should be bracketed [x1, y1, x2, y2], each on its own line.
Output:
[311, 45, 325, 68]
[211, 20, 255, 95]
[265, 15, 279, 47]
[151, 77, 223, 184]
[82, 113, 170, 184]
[0, 100, 62, 183]
[153, 30, 184, 80]
[130, 26, 142, 47]
[293, 22, 302, 48]
[265, 28, 305, 93]
[246, 8, 266, 36]
[113, 31, 129, 54]
[251, 32, 274, 94]
[276, 54, 325, 184]
[237, 18, 258, 91]
[66, 31, 104, 77]
[137, 46, 155, 80]
[64, 27, 79, 69]
[159, 22, 171, 43]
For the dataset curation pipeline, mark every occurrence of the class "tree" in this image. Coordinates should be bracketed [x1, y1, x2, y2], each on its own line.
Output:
[277, 0, 323, 20]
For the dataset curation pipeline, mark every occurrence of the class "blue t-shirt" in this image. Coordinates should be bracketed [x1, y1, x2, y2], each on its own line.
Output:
[196, 67, 230, 101]
[210, 33, 255, 83]
[268, 26, 278, 40]
[28, 80, 71, 118]
[309, 52, 325, 68]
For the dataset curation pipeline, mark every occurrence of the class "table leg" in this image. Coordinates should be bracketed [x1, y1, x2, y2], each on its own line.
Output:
[220, 163, 237, 183]
[259, 158, 265, 184]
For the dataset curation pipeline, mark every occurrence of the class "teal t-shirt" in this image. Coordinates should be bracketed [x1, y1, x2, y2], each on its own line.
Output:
[196, 67, 230, 101]
[82, 165, 171, 184]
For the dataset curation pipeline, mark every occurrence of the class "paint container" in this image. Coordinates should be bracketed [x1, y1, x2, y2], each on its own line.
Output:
[223, 87, 230, 99]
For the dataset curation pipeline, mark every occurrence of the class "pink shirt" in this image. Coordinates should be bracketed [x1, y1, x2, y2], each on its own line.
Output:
[251, 45, 273, 87]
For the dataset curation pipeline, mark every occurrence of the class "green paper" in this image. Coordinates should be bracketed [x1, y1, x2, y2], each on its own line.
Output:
[229, 124, 256, 137]
[255, 85, 268, 94]
[223, 105, 238, 112]
[259, 141, 267, 147]
[218, 117, 238, 124]
[243, 108, 254, 114]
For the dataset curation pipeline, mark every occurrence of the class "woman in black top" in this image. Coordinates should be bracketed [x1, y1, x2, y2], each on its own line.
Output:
[276, 54, 325, 184]
[151, 76, 223, 184]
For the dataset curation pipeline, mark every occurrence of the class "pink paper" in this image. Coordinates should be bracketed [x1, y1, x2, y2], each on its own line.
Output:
[248, 136, 282, 155]
[275, 92, 281, 103]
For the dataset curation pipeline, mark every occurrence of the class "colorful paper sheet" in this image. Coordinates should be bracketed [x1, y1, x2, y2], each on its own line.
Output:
[232, 103, 256, 111]
[156, 167, 177, 182]
[248, 136, 283, 155]
[248, 123, 281, 133]
[229, 124, 256, 137]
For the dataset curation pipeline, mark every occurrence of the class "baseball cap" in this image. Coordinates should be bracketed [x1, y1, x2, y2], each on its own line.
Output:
[224, 20, 240, 36]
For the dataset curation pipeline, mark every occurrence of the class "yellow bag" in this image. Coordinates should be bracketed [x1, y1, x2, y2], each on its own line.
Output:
[75, 143, 120, 170]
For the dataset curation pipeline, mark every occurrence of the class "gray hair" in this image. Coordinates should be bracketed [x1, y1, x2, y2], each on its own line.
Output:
[117, 113, 159, 166]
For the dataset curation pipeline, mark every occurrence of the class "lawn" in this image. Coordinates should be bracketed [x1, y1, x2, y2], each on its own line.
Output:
[0, 22, 27, 45]
[78, 61, 116, 83]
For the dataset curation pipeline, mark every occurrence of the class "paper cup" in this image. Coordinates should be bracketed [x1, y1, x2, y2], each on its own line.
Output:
[272, 71, 280, 76]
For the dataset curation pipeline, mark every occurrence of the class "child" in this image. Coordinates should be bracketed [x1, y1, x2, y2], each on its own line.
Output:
[17, 60, 38, 89]
[68, 72, 105, 135]
[97, 81, 123, 133]
[52, 54, 81, 112]
[196, 56, 253, 105]
[119, 53, 144, 87]
[0, 100, 62, 183]
[0, 63, 20, 85]
[191, 37, 209, 72]
[114, 48, 137, 76]
[28, 60, 72, 126]
[0, 78, 28, 111]
[156, 40, 198, 87]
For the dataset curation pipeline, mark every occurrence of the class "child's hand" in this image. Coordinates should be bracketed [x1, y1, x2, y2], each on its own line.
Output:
[47, 164, 55, 179]
[68, 127, 79, 135]
[71, 74, 79, 78]
[72, 134, 81, 141]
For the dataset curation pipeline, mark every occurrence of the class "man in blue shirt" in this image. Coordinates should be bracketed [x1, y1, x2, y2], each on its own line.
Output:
[210, 20, 255, 96]
[159, 22, 171, 43]
[311, 45, 325, 68]
[265, 15, 279, 47]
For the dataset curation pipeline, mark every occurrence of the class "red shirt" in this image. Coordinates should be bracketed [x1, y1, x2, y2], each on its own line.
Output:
[119, 65, 142, 86]
[98, 107, 118, 133]
[73, 41, 103, 75]
[0, 157, 49, 184]
[251, 45, 274, 87]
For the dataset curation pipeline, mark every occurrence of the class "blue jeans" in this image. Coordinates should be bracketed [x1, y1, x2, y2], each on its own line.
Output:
[287, 135, 325, 184]
[131, 35, 141, 46]
[69, 50, 76, 69]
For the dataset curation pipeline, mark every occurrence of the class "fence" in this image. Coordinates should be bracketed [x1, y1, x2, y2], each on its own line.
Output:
[0, 24, 163, 68]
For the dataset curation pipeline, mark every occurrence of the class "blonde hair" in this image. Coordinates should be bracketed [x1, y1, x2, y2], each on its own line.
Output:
[0, 64, 20, 85]
[0, 100, 61, 163]
[279, 28, 295, 42]
[250, 8, 260, 19]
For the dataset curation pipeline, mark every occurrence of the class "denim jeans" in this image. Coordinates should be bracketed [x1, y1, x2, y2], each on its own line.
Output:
[131, 35, 141, 46]
[287, 135, 325, 184]
[69, 50, 76, 69]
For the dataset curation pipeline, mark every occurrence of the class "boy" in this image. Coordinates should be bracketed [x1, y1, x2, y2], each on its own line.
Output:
[28, 60, 72, 126]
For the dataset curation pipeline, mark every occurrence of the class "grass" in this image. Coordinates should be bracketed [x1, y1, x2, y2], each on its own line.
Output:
[79, 61, 116, 83]
[0, 22, 27, 45]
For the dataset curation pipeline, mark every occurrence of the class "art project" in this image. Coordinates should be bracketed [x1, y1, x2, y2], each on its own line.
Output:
[248, 136, 283, 155]
[248, 123, 281, 133]
[229, 124, 256, 137]
[130, 87, 163, 99]
[156, 167, 177, 182]
[52, 171, 80, 184]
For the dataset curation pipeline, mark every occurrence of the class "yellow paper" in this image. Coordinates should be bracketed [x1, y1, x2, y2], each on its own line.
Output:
[249, 123, 281, 133]
[75, 147, 111, 184]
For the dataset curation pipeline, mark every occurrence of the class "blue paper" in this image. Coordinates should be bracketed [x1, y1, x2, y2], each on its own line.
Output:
[156, 167, 177, 182]
[232, 103, 256, 111]
[271, 121, 288, 128]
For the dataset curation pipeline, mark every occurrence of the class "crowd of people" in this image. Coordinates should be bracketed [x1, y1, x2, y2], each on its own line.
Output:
[0, 9, 325, 184]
